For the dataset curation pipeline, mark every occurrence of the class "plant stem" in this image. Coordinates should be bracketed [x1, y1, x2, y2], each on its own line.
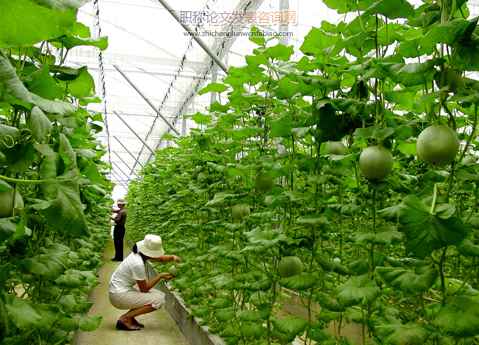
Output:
[430, 183, 439, 214]
[0, 174, 43, 184]
[439, 246, 448, 307]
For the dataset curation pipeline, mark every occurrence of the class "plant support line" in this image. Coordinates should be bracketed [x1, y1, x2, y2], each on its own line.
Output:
[113, 110, 157, 155]
[113, 136, 144, 168]
[112, 65, 181, 136]
[113, 151, 140, 179]
[156, 0, 229, 75]
[112, 161, 133, 182]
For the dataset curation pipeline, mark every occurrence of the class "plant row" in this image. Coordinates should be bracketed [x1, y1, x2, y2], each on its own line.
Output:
[127, 1, 479, 344]
[0, 1, 113, 344]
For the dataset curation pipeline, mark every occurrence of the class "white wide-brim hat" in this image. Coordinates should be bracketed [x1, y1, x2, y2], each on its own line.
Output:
[117, 198, 126, 205]
[137, 234, 164, 258]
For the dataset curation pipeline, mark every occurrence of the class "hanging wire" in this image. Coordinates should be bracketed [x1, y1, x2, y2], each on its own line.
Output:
[93, 0, 113, 179]
[132, 0, 219, 170]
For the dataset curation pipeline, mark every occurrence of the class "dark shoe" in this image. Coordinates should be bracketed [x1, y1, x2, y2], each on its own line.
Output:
[132, 317, 145, 328]
[111, 258, 122, 262]
[116, 316, 140, 331]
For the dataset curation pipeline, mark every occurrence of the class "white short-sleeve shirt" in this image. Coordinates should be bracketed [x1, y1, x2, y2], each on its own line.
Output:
[109, 252, 151, 293]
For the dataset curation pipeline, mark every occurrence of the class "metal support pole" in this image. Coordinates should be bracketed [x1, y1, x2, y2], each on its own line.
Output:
[156, 0, 229, 74]
[113, 65, 181, 136]
[113, 136, 144, 169]
[279, 0, 290, 46]
[113, 151, 140, 178]
[113, 111, 157, 155]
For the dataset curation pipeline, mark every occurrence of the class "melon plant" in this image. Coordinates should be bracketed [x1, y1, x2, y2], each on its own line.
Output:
[278, 256, 303, 278]
[0, 190, 24, 218]
[124, 1, 479, 344]
[417, 125, 459, 167]
[169, 266, 181, 276]
[232, 204, 250, 221]
[434, 68, 462, 93]
[254, 170, 275, 192]
[359, 146, 394, 180]
[325, 141, 347, 155]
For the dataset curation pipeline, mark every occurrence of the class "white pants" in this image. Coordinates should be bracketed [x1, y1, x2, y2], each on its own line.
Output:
[109, 288, 165, 310]
[109, 264, 165, 310]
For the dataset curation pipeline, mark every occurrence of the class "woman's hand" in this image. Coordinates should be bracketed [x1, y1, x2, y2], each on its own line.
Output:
[160, 273, 174, 280]
[173, 256, 182, 263]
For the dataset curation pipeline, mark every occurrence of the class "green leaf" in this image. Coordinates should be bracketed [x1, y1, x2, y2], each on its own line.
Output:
[375, 323, 433, 345]
[244, 228, 288, 248]
[236, 306, 270, 322]
[455, 168, 479, 181]
[213, 307, 238, 322]
[265, 44, 294, 61]
[457, 239, 479, 257]
[334, 275, 381, 307]
[198, 82, 229, 95]
[55, 269, 87, 288]
[27, 106, 53, 142]
[185, 111, 212, 125]
[376, 265, 438, 295]
[296, 214, 329, 226]
[0, 0, 77, 46]
[59, 66, 95, 98]
[31, 93, 78, 117]
[300, 27, 339, 56]
[314, 254, 350, 275]
[41, 134, 88, 237]
[249, 26, 265, 46]
[22, 252, 69, 280]
[278, 273, 319, 291]
[420, 18, 478, 49]
[5, 294, 42, 329]
[0, 48, 35, 110]
[395, 195, 469, 258]
[240, 322, 264, 339]
[362, 0, 415, 19]
[269, 114, 293, 138]
[0, 218, 16, 242]
[33, 304, 63, 330]
[3, 143, 35, 173]
[308, 328, 332, 343]
[354, 225, 403, 245]
[209, 274, 233, 289]
[273, 77, 300, 99]
[435, 296, 479, 338]
[315, 293, 342, 312]
[30, 0, 88, 11]
[271, 315, 309, 338]
[50, 23, 108, 51]
[26, 64, 63, 100]
[78, 315, 102, 332]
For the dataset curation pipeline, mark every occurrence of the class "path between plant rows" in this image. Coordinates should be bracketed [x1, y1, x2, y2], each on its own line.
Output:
[76, 238, 190, 345]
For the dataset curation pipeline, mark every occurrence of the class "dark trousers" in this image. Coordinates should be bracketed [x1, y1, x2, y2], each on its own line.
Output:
[113, 224, 125, 260]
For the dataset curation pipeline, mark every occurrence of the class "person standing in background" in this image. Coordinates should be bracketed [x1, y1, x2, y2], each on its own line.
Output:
[110, 198, 127, 261]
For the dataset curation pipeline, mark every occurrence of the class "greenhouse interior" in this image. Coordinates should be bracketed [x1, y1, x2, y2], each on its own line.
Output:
[5, 0, 479, 344]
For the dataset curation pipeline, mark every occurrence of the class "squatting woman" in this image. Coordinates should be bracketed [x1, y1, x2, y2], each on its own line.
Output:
[109, 234, 182, 330]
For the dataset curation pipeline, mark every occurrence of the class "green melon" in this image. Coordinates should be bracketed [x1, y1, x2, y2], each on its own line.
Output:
[278, 256, 303, 278]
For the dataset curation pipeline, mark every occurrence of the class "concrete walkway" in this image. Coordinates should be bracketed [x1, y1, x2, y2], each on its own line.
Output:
[77, 239, 189, 345]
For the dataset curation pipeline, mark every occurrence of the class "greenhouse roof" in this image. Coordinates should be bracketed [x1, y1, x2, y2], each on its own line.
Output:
[68, 0, 479, 199]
